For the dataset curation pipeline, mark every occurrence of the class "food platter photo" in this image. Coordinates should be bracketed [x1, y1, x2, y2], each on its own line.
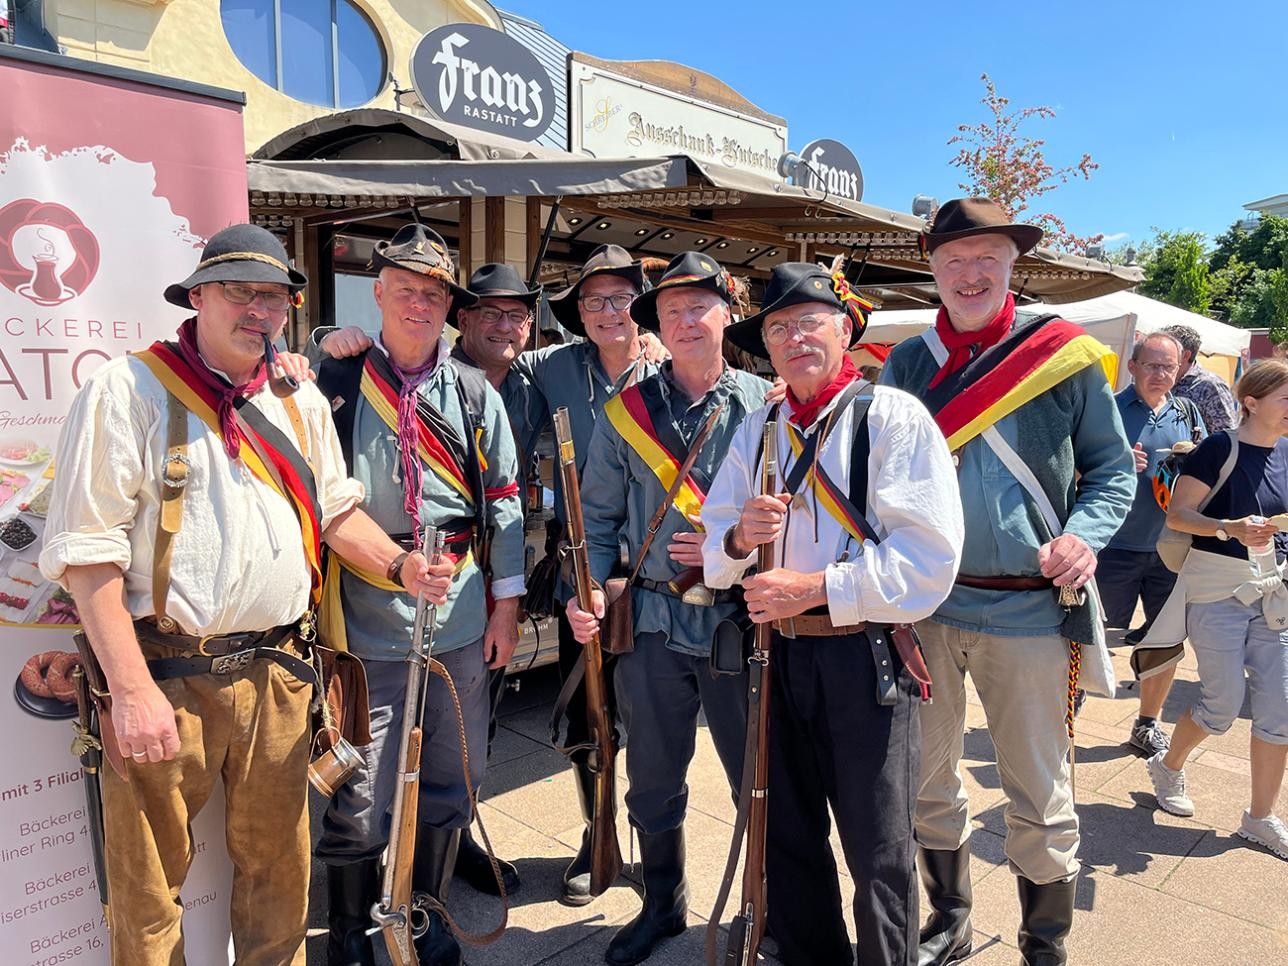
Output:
[0, 438, 52, 468]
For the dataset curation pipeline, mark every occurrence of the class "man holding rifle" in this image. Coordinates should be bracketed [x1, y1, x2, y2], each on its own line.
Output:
[38, 225, 450, 966]
[310, 224, 525, 966]
[702, 261, 963, 966]
[566, 253, 769, 965]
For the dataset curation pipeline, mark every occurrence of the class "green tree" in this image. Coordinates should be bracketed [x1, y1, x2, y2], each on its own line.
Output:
[1209, 214, 1288, 325]
[1138, 230, 1212, 313]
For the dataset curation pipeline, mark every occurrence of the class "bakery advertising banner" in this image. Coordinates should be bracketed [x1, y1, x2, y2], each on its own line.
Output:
[0, 50, 247, 963]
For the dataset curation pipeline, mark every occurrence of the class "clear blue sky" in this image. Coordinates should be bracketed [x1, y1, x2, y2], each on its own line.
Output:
[501, 1, 1286, 250]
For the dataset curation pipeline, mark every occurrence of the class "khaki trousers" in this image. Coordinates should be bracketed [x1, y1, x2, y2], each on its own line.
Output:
[914, 621, 1080, 884]
[101, 650, 313, 966]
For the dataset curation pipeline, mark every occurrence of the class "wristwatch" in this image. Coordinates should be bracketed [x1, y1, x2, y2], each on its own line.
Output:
[386, 551, 410, 582]
[1215, 521, 1230, 542]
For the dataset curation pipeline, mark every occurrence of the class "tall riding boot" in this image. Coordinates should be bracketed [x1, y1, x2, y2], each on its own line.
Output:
[326, 858, 380, 966]
[562, 756, 608, 906]
[917, 844, 974, 965]
[455, 823, 521, 896]
[604, 827, 687, 966]
[412, 825, 463, 966]
[1016, 875, 1077, 966]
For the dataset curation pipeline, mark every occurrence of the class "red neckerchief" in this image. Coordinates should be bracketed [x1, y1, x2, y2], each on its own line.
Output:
[787, 356, 861, 429]
[174, 317, 268, 460]
[927, 292, 1016, 389]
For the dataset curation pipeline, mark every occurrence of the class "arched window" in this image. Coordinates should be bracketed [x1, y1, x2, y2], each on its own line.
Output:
[221, 0, 386, 109]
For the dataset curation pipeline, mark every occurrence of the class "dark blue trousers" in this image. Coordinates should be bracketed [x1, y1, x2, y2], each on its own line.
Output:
[765, 628, 921, 966]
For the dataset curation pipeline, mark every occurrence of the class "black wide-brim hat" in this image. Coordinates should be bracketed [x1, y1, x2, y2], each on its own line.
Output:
[446, 262, 543, 329]
[920, 197, 1043, 256]
[546, 244, 646, 337]
[629, 251, 734, 331]
[164, 223, 308, 308]
[369, 223, 477, 308]
[725, 262, 873, 360]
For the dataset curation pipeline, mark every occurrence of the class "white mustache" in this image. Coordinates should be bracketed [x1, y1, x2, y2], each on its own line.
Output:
[785, 346, 823, 361]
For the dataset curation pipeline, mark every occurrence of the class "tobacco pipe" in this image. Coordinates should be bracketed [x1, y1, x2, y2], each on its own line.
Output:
[262, 333, 299, 397]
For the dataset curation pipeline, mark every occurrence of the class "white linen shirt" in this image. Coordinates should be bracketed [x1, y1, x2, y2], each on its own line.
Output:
[39, 354, 364, 636]
[702, 383, 965, 627]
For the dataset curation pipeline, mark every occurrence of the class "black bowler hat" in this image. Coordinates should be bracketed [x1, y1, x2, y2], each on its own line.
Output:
[164, 224, 307, 308]
[370, 224, 476, 307]
[920, 197, 1043, 255]
[628, 251, 735, 331]
[546, 244, 646, 337]
[447, 263, 543, 329]
[725, 261, 874, 359]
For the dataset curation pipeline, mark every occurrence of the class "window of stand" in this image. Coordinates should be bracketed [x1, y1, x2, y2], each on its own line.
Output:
[221, 0, 386, 109]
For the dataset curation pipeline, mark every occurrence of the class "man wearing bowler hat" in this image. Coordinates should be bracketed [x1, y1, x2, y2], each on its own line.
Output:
[881, 198, 1133, 965]
[703, 260, 963, 966]
[309, 224, 525, 966]
[566, 252, 769, 964]
[39, 224, 447, 965]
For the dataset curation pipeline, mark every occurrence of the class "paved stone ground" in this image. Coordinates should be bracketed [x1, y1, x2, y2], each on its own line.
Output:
[306, 624, 1288, 964]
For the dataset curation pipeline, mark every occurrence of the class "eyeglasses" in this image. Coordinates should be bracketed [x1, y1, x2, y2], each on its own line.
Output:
[579, 294, 634, 313]
[763, 314, 833, 346]
[218, 282, 292, 312]
[1139, 363, 1180, 376]
[473, 306, 531, 325]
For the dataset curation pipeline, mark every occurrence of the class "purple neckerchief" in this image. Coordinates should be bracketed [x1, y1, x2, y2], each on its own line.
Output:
[378, 336, 440, 542]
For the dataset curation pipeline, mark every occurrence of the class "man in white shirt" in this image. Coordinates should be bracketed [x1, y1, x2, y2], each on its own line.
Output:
[39, 225, 450, 966]
[703, 262, 964, 966]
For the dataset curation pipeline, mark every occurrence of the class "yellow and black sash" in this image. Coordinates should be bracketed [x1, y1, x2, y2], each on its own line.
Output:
[136, 344, 324, 605]
[922, 315, 1114, 451]
[605, 380, 711, 528]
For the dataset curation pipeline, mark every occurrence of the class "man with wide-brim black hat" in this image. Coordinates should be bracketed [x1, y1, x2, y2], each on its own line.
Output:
[566, 252, 769, 964]
[39, 224, 449, 966]
[881, 198, 1134, 965]
[308, 223, 525, 966]
[705, 259, 964, 965]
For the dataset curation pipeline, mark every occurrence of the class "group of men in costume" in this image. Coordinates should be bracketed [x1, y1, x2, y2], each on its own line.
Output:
[41, 195, 1134, 966]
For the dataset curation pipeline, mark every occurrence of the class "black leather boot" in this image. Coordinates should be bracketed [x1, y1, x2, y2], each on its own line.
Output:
[326, 858, 379, 966]
[1016, 875, 1077, 966]
[917, 844, 974, 965]
[562, 757, 602, 906]
[413, 825, 462, 966]
[455, 824, 520, 896]
[604, 827, 687, 966]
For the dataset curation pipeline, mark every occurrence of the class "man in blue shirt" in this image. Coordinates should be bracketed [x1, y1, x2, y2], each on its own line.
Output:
[1099, 332, 1205, 758]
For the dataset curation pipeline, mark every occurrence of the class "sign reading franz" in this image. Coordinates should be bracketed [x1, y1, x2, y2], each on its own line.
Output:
[569, 59, 787, 178]
[797, 139, 864, 202]
[409, 23, 554, 142]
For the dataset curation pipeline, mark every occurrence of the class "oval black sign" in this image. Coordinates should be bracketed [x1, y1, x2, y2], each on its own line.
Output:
[798, 139, 864, 202]
[409, 24, 554, 142]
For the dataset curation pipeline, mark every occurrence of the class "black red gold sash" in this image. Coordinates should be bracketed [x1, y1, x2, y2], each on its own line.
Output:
[359, 353, 479, 505]
[605, 381, 709, 527]
[922, 315, 1114, 451]
[785, 423, 869, 544]
[136, 344, 324, 604]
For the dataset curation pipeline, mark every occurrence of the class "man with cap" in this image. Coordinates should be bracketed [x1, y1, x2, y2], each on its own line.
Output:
[565, 252, 770, 965]
[702, 260, 964, 966]
[39, 224, 450, 966]
[881, 198, 1134, 965]
[308, 224, 525, 966]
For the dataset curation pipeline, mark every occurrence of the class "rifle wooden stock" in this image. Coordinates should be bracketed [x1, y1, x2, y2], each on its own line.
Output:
[708, 420, 777, 966]
[554, 407, 623, 897]
[383, 726, 423, 966]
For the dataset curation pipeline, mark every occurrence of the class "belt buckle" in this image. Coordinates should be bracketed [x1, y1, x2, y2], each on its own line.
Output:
[210, 649, 255, 675]
[196, 634, 222, 657]
[777, 617, 797, 639]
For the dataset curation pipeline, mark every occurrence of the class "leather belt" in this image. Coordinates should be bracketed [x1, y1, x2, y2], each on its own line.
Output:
[633, 577, 738, 606]
[134, 619, 297, 656]
[774, 615, 866, 638]
[392, 523, 476, 554]
[955, 574, 1054, 591]
[148, 645, 317, 684]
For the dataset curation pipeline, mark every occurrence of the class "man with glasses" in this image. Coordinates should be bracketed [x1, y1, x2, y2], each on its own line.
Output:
[309, 224, 526, 966]
[40, 225, 449, 965]
[1099, 331, 1205, 757]
[702, 260, 964, 965]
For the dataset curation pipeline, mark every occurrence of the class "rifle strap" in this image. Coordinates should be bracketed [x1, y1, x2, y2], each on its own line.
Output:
[548, 651, 592, 756]
[153, 390, 190, 632]
[704, 652, 766, 966]
[415, 657, 508, 946]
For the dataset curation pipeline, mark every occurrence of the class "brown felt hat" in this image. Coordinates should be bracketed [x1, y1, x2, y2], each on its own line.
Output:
[921, 197, 1043, 255]
[546, 244, 646, 337]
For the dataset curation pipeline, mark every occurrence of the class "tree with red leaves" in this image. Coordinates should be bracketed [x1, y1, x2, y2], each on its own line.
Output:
[949, 74, 1102, 254]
